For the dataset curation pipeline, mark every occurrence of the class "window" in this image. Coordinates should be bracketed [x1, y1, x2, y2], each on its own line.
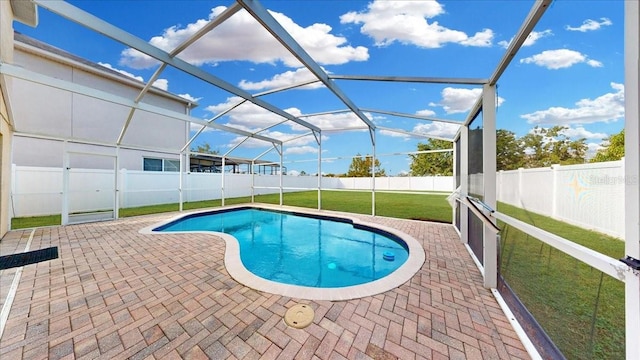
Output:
[143, 157, 179, 172]
[164, 160, 179, 172]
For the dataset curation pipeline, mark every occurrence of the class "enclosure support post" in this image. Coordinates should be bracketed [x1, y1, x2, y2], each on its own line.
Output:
[279, 144, 283, 206]
[251, 160, 255, 203]
[482, 83, 497, 289]
[624, 1, 640, 358]
[178, 151, 184, 212]
[460, 127, 469, 245]
[317, 131, 322, 211]
[371, 130, 376, 216]
[114, 147, 120, 219]
[453, 139, 458, 225]
[221, 157, 225, 207]
[62, 146, 69, 226]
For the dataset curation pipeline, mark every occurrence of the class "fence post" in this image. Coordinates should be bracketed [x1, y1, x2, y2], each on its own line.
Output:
[498, 170, 503, 203]
[551, 164, 560, 218]
[518, 167, 524, 207]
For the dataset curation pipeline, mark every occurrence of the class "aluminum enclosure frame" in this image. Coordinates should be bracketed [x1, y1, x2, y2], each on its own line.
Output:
[2, 1, 638, 358]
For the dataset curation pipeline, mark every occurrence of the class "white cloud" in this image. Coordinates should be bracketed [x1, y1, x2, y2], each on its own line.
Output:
[340, 0, 493, 48]
[226, 129, 322, 150]
[412, 122, 460, 138]
[586, 59, 603, 68]
[416, 109, 436, 117]
[431, 87, 504, 114]
[293, 111, 372, 131]
[498, 29, 553, 49]
[586, 142, 604, 160]
[238, 68, 324, 91]
[206, 97, 373, 133]
[520, 49, 602, 70]
[521, 83, 624, 125]
[566, 18, 612, 32]
[178, 93, 202, 103]
[98, 62, 169, 89]
[206, 96, 289, 130]
[120, 6, 368, 69]
[285, 145, 318, 155]
[560, 126, 607, 140]
[379, 129, 411, 139]
[151, 78, 169, 91]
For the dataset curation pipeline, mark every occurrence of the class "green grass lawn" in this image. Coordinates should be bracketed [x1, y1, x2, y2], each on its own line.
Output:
[497, 203, 624, 360]
[9, 190, 624, 358]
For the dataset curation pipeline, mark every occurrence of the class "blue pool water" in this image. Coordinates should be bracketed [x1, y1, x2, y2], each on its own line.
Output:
[156, 208, 409, 288]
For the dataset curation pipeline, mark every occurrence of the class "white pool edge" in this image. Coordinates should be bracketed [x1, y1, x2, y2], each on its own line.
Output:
[139, 204, 426, 301]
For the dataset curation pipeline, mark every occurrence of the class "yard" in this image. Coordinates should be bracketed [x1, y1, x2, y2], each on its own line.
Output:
[8, 190, 625, 359]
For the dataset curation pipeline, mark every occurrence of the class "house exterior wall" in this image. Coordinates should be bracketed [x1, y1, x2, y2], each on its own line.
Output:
[0, 0, 15, 237]
[9, 39, 191, 170]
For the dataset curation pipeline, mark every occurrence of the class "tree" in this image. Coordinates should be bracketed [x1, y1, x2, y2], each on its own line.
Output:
[409, 139, 453, 176]
[347, 154, 386, 177]
[496, 129, 525, 170]
[191, 143, 219, 154]
[521, 126, 587, 167]
[591, 129, 624, 162]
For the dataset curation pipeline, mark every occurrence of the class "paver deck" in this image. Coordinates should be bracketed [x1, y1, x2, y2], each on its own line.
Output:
[0, 208, 530, 359]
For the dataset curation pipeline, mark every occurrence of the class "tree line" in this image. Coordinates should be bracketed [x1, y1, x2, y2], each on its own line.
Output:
[345, 126, 624, 177]
[407, 126, 624, 176]
[192, 126, 625, 177]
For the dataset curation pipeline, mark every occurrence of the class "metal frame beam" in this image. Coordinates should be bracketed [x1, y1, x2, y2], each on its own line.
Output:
[361, 108, 464, 126]
[329, 74, 488, 85]
[0, 63, 280, 145]
[236, 0, 375, 133]
[117, 3, 241, 145]
[376, 126, 453, 142]
[463, 0, 552, 127]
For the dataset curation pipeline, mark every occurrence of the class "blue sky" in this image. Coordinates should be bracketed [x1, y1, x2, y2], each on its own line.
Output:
[15, 0, 625, 175]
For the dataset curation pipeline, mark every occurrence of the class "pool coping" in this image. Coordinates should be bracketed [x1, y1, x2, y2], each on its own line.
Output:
[139, 204, 426, 301]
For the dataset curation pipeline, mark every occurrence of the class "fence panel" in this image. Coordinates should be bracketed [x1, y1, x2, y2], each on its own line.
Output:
[15, 161, 627, 239]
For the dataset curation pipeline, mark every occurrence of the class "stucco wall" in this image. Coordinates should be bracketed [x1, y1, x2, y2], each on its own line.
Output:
[11, 48, 189, 150]
[0, 0, 14, 237]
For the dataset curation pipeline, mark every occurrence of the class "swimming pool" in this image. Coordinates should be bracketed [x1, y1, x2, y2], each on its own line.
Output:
[142, 205, 425, 300]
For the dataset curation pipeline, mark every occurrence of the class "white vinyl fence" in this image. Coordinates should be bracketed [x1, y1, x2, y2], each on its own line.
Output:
[497, 159, 625, 238]
[10, 165, 454, 218]
[13, 161, 624, 237]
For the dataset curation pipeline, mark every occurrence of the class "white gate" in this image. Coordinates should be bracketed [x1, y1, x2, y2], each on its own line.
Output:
[63, 152, 117, 225]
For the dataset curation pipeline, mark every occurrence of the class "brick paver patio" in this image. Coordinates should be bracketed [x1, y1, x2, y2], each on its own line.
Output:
[0, 208, 529, 359]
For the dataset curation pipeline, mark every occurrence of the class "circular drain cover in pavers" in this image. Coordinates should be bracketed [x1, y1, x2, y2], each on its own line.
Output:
[284, 304, 314, 329]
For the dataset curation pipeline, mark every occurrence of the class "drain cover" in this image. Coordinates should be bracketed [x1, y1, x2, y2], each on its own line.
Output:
[284, 304, 314, 329]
